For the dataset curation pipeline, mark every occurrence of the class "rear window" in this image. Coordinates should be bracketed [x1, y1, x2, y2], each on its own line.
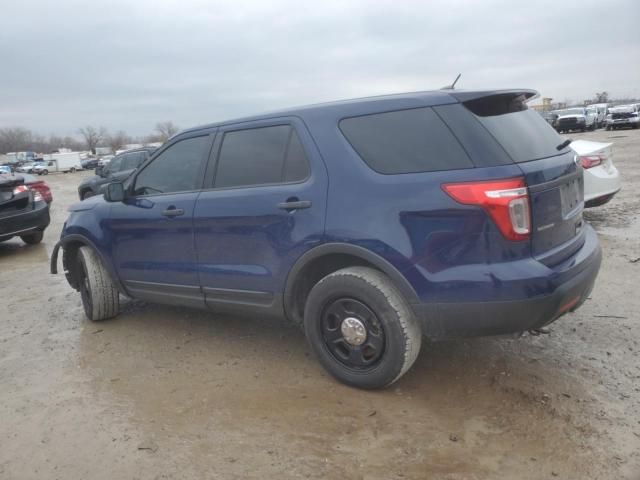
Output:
[463, 94, 568, 163]
[339, 107, 473, 174]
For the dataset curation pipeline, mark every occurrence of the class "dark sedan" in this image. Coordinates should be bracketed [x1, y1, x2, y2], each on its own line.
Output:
[0, 174, 50, 244]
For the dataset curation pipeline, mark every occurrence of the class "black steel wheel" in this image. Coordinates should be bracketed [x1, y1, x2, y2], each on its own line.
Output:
[304, 266, 421, 389]
[321, 297, 385, 371]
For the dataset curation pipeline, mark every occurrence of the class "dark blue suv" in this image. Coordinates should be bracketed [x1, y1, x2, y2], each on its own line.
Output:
[51, 89, 601, 389]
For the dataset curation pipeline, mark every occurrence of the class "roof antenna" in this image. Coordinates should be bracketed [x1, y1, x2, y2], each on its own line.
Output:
[441, 73, 461, 90]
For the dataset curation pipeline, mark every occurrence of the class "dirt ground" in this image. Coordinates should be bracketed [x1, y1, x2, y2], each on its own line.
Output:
[1, 129, 639, 480]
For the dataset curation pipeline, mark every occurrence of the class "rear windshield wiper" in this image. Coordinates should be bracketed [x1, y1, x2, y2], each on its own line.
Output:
[556, 139, 572, 151]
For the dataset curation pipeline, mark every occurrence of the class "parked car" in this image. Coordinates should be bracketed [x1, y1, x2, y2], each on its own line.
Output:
[554, 107, 597, 132]
[16, 162, 37, 173]
[98, 155, 115, 167]
[569, 140, 621, 208]
[605, 106, 640, 130]
[81, 157, 100, 169]
[0, 173, 50, 244]
[0, 166, 11, 174]
[52, 89, 602, 389]
[77, 148, 154, 200]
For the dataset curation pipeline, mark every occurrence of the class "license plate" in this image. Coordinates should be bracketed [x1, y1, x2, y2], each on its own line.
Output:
[560, 178, 581, 215]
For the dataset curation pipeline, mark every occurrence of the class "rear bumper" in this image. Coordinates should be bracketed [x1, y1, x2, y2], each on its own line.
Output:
[0, 202, 50, 238]
[584, 164, 621, 206]
[585, 189, 619, 208]
[414, 226, 602, 339]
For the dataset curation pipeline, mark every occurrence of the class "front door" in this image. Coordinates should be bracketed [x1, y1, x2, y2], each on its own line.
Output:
[193, 119, 327, 314]
[106, 133, 213, 307]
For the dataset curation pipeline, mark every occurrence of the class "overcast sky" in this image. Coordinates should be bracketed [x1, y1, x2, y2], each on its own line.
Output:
[1, 0, 639, 137]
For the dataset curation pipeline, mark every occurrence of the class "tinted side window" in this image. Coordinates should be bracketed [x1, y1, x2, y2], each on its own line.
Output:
[106, 156, 123, 174]
[434, 104, 512, 167]
[121, 153, 141, 171]
[133, 152, 149, 168]
[339, 107, 473, 174]
[462, 94, 567, 163]
[134, 136, 209, 195]
[214, 125, 309, 188]
[283, 130, 310, 182]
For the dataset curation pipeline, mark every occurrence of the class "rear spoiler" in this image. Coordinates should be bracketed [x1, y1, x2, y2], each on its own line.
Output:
[451, 90, 540, 117]
[447, 89, 538, 103]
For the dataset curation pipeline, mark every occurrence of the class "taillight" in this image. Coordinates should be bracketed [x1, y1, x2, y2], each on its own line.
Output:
[32, 189, 43, 202]
[578, 155, 604, 169]
[13, 185, 28, 195]
[27, 181, 51, 202]
[442, 177, 531, 241]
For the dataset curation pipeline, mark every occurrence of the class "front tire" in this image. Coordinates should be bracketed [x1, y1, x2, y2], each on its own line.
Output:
[77, 246, 119, 321]
[20, 231, 43, 244]
[304, 267, 421, 389]
[42, 169, 48, 175]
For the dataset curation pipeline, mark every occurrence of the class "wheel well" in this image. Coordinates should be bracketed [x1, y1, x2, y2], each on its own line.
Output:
[287, 253, 379, 326]
[61, 240, 84, 290]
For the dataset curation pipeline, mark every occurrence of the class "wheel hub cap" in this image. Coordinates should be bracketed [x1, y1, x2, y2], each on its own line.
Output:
[340, 317, 367, 346]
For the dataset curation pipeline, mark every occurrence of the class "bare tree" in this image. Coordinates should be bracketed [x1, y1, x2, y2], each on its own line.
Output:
[154, 121, 179, 142]
[594, 92, 609, 103]
[78, 125, 107, 154]
[0, 127, 33, 153]
[106, 130, 131, 153]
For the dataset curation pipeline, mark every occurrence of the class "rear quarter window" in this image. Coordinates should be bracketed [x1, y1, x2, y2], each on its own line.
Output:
[463, 94, 568, 163]
[339, 107, 474, 174]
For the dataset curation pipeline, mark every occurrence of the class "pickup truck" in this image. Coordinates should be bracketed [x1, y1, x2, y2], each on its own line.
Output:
[606, 106, 640, 130]
[554, 107, 597, 133]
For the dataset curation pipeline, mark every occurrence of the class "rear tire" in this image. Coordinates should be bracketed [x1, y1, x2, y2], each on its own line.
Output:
[20, 231, 43, 244]
[304, 266, 421, 389]
[70, 167, 76, 173]
[77, 246, 119, 321]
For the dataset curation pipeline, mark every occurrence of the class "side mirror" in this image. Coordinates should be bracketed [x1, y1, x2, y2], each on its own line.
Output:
[104, 182, 125, 202]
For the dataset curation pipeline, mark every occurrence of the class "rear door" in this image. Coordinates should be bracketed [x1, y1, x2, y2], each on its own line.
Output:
[193, 118, 327, 313]
[456, 93, 584, 265]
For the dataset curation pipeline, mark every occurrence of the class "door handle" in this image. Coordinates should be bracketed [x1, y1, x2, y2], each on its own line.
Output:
[277, 200, 312, 211]
[162, 207, 185, 217]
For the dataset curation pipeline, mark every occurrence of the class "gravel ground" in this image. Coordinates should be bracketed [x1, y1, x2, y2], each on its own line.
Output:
[1, 129, 639, 479]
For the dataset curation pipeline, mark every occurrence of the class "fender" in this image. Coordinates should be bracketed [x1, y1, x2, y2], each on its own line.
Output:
[283, 242, 420, 321]
[50, 234, 129, 296]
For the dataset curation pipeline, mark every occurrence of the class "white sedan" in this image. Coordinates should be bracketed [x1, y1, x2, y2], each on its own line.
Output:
[571, 139, 621, 208]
